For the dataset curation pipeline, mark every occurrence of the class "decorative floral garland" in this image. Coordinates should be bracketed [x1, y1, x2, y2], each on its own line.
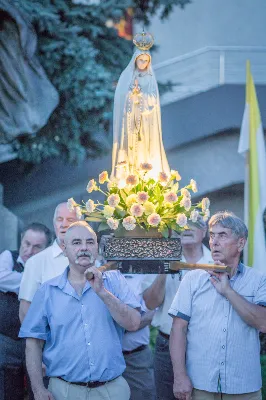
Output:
[68, 164, 210, 237]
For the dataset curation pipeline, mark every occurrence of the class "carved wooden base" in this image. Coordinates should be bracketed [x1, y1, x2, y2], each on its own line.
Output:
[100, 235, 182, 274]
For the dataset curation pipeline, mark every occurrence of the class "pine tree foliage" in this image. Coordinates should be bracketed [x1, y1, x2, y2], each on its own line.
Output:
[11, 0, 190, 164]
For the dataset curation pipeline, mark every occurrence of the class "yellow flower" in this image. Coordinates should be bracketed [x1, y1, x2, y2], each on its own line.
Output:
[103, 205, 115, 218]
[170, 170, 181, 181]
[99, 171, 108, 184]
[164, 202, 174, 209]
[143, 201, 156, 216]
[126, 194, 138, 208]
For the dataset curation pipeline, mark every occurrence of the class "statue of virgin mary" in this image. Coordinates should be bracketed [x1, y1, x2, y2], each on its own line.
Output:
[111, 32, 170, 182]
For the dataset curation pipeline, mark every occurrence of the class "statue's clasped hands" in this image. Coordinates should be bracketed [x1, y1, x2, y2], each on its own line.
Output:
[131, 79, 141, 95]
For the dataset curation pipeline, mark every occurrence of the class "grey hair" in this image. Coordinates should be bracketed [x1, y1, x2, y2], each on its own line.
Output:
[53, 202, 67, 222]
[208, 211, 248, 239]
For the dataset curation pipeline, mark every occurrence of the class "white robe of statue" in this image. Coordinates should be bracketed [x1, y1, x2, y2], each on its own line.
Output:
[111, 48, 170, 182]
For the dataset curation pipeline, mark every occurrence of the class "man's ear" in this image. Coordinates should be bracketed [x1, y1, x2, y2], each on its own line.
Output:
[62, 240, 67, 256]
[238, 237, 246, 252]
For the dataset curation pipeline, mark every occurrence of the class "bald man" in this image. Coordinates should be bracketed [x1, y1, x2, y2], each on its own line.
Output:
[20, 222, 141, 400]
[19, 202, 78, 322]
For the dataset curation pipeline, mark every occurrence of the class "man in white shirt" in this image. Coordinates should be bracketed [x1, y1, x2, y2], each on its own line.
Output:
[0, 222, 52, 400]
[141, 219, 213, 400]
[122, 274, 156, 400]
[19, 202, 78, 322]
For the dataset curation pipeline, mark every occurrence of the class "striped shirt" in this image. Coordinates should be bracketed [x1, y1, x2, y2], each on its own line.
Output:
[169, 263, 266, 394]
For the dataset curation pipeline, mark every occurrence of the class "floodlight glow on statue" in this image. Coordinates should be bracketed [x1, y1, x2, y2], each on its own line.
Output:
[111, 32, 170, 184]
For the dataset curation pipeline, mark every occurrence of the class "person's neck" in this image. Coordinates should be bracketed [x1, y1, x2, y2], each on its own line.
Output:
[227, 259, 241, 278]
[183, 244, 204, 264]
[56, 237, 64, 250]
[68, 266, 86, 284]
[68, 265, 87, 296]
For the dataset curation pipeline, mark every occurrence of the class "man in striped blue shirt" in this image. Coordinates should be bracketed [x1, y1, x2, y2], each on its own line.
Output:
[169, 211, 266, 400]
[19, 221, 141, 400]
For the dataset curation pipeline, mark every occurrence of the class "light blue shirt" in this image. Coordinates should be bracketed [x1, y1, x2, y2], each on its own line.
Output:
[169, 263, 266, 394]
[19, 267, 141, 382]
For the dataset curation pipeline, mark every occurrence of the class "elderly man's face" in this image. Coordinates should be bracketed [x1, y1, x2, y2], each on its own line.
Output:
[64, 226, 98, 269]
[209, 224, 245, 265]
[19, 229, 48, 263]
[53, 203, 78, 243]
[181, 225, 206, 247]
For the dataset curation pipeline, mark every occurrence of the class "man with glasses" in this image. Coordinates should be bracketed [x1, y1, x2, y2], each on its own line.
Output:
[169, 211, 265, 400]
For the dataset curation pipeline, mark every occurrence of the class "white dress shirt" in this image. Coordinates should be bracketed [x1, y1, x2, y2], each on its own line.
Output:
[122, 274, 150, 351]
[0, 250, 24, 294]
[19, 240, 68, 302]
[141, 245, 213, 335]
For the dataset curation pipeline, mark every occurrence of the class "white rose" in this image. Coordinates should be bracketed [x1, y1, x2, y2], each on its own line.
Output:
[85, 199, 95, 214]
[190, 209, 199, 223]
[107, 217, 119, 230]
[176, 213, 187, 228]
[180, 197, 191, 211]
[122, 216, 136, 231]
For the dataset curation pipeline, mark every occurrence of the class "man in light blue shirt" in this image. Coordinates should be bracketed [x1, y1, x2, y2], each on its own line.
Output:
[169, 211, 266, 400]
[19, 221, 141, 400]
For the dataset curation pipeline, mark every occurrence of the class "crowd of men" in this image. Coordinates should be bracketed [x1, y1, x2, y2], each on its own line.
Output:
[0, 203, 265, 400]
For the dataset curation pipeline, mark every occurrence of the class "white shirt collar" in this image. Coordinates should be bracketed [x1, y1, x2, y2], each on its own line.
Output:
[52, 239, 64, 258]
[17, 255, 25, 266]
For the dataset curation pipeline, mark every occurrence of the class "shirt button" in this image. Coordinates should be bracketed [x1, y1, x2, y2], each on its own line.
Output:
[223, 328, 226, 332]
[221, 362, 224, 365]
[87, 342, 91, 346]
[222, 345, 225, 349]
[81, 304, 84, 307]
[90, 362, 94, 366]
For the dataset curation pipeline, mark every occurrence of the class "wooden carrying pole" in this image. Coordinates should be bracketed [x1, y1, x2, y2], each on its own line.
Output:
[86, 261, 230, 279]
[169, 261, 230, 273]
[85, 261, 118, 280]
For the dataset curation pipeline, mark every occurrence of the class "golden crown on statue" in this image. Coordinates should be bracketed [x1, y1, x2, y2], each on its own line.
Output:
[133, 31, 154, 51]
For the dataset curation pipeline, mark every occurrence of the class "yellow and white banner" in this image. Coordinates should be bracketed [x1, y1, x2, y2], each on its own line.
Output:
[238, 61, 266, 271]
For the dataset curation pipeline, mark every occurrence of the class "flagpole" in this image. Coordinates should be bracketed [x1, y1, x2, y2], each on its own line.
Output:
[243, 151, 249, 264]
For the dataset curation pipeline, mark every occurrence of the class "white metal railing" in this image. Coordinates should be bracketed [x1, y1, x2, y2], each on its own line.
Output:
[154, 46, 266, 105]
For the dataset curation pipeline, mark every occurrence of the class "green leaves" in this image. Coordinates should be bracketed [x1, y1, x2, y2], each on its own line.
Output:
[10, 0, 191, 165]
[97, 222, 110, 232]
